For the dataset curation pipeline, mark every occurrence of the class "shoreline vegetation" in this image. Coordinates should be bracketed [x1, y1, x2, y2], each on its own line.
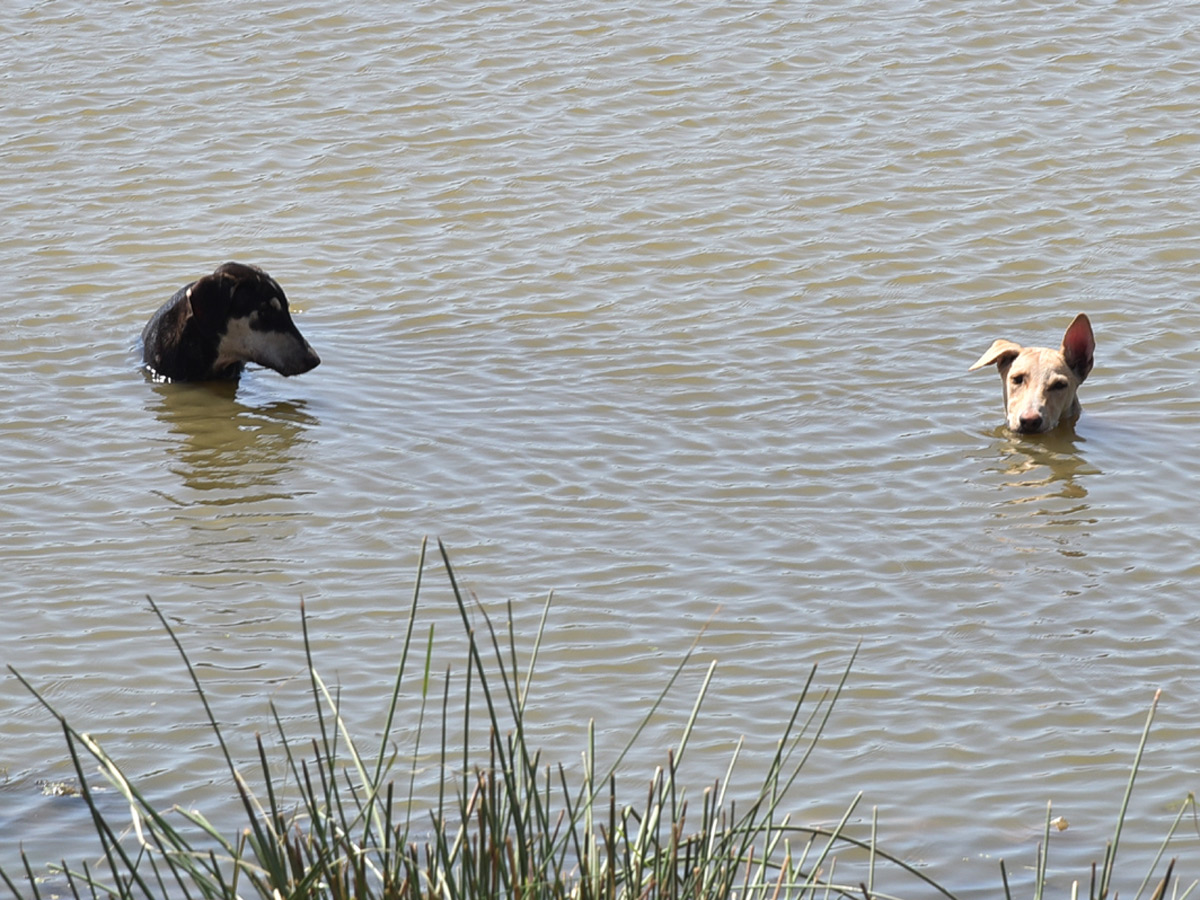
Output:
[2, 539, 1194, 899]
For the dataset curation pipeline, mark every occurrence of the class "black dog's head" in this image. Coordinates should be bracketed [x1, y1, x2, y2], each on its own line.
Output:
[143, 262, 320, 381]
[196, 262, 320, 376]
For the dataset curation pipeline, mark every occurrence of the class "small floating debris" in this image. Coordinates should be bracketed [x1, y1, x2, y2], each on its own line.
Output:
[36, 780, 81, 798]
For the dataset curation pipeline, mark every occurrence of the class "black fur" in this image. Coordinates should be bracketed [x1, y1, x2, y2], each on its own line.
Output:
[141, 262, 320, 381]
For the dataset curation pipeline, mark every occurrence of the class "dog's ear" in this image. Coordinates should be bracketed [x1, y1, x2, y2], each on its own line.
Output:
[184, 272, 235, 325]
[969, 340, 1023, 372]
[1060, 313, 1094, 382]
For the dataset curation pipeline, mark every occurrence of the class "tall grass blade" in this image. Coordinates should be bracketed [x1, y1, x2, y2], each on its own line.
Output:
[1100, 689, 1161, 900]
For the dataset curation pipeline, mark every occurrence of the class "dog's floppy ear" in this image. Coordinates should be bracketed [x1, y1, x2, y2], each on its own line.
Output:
[969, 339, 1023, 372]
[183, 271, 235, 325]
[1060, 313, 1094, 382]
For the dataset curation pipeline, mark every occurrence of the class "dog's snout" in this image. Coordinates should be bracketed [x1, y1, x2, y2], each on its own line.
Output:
[282, 342, 321, 377]
[1016, 412, 1045, 433]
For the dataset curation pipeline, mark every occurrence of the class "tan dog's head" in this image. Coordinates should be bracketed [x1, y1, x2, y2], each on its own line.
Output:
[969, 314, 1095, 434]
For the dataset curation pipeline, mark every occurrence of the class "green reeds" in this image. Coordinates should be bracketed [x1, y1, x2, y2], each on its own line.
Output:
[2, 539, 1194, 900]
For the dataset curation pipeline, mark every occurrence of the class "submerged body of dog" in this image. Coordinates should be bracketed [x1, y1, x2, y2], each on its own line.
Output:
[969, 314, 1095, 434]
[142, 262, 320, 382]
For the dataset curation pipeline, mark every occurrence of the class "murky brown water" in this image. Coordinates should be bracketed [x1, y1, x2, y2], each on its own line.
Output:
[3, 1, 1199, 894]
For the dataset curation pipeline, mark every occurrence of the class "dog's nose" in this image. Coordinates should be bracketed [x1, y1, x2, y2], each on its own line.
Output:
[1017, 413, 1044, 432]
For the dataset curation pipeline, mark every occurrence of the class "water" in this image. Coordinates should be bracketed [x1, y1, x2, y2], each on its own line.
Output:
[2, 0, 1199, 894]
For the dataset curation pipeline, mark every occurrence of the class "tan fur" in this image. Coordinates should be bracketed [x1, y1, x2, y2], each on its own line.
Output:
[969, 314, 1095, 434]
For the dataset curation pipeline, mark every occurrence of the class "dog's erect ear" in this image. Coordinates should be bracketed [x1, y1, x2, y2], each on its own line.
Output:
[969, 339, 1023, 372]
[1060, 313, 1094, 382]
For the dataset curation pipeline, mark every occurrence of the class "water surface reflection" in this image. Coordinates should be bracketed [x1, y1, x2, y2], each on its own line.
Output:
[145, 381, 320, 585]
[991, 426, 1097, 499]
[148, 381, 319, 501]
[976, 424, 1101, 556]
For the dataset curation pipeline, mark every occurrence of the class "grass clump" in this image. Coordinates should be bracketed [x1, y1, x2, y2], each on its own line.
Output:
[1, 539, 1194, 900]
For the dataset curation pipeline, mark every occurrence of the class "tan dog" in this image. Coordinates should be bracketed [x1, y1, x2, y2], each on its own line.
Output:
[969, 314, 1095, 433]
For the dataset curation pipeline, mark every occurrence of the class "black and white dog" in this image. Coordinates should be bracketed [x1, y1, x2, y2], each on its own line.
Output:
[142, 262, 320, 381]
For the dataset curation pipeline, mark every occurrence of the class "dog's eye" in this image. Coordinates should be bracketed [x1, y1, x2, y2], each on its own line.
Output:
[1048, 379, 1068, 391]
[1010, 374, 1025, 386]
